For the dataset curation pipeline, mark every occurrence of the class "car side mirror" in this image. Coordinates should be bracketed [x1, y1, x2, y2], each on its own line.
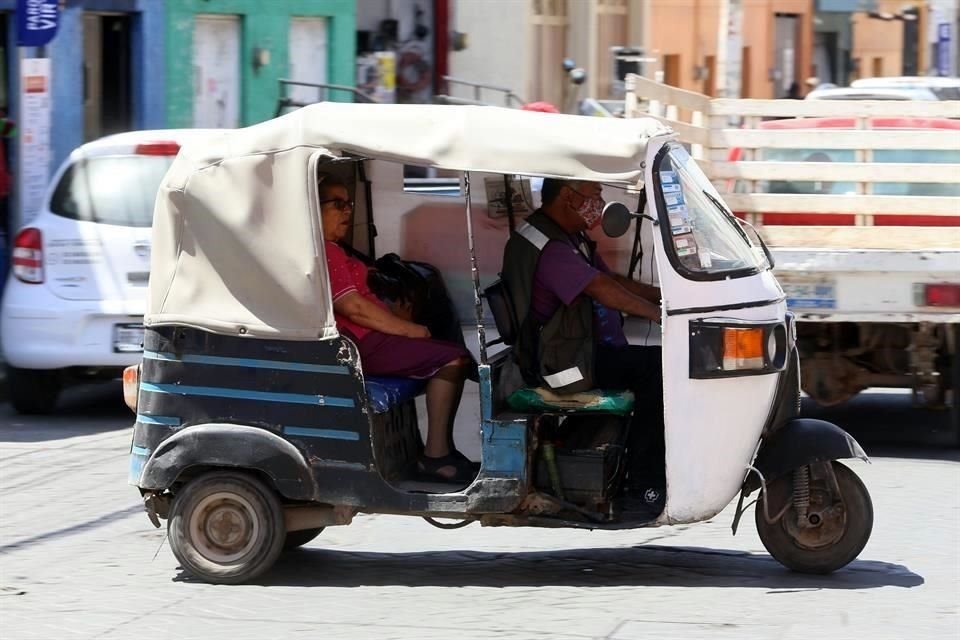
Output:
[601, 202, 634, 238]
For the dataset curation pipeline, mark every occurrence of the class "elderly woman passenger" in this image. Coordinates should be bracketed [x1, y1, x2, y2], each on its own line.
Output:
[317, 173, 476, 485]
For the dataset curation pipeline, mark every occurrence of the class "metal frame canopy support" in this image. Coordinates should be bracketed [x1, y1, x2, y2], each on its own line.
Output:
[463, 171, 488, 365]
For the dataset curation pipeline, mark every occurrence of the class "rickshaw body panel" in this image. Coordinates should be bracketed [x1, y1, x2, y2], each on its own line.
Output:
[644, 137, 791, 524]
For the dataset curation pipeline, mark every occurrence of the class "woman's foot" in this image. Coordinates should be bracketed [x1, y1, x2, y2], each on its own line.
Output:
[417, 452, 478, 485]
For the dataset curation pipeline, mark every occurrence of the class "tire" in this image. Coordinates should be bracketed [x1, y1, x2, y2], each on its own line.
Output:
[949, 324, 960, 445]
[756, 461, 873, 574]
[7, 367, 62, 415]
[168, 471, 286, 584]
[283, 527, 324, 550]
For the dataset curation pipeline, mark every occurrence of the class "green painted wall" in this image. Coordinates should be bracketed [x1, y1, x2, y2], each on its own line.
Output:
[165, 0, 356, 128]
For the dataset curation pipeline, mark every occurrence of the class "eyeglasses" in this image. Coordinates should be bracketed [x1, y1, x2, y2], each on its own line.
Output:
[568, 187, 604, 203]
[319, 198, 355, 212]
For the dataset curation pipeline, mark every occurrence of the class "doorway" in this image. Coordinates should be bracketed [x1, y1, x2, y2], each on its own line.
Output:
[83, 13, 132, 141]
[193, 15, 240, 128]
[773, 14, 798, 98]
[288, 17, 328, 106]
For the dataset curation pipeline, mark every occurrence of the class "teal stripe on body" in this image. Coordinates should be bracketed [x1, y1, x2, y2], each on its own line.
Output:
[140, 382, 355, 407]
[136, 414, 181, 426]
[143, 350, 349, 375]
[131, 445, 150, 456]
[282, 426, 360, 441]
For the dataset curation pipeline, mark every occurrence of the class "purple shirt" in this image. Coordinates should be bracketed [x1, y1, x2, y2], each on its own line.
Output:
[531, 235, 627, 347]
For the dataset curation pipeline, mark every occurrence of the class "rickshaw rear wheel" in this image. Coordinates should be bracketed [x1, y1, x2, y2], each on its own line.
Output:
[168, 471, 286, 584]
[755, 461, 873, 574]
[283, 527, 324, 550]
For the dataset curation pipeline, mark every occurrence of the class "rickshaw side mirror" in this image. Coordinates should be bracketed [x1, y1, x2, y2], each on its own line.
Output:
[601, 202, 634, 238]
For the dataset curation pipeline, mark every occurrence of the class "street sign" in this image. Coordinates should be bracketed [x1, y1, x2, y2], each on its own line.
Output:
[16, 0, 60, 47]
[18, 58, 51, 227]
[937, 23, 951, 77]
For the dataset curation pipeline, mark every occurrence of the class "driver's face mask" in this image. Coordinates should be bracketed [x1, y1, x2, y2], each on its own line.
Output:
[571, 189, 604, 230]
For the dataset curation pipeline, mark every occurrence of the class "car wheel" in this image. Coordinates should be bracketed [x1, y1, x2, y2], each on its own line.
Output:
[7, 367, 62, 415]
[283, 527, 324, 550]
[756, 461, 873, 574]
[168, 471, 286, 584]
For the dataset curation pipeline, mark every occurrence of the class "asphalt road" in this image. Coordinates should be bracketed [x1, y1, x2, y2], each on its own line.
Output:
[0, 383, 957, 640]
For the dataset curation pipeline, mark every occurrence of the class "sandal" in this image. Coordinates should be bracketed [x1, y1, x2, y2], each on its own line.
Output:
[448, 448, 481, 471]
[417, 452, 478, 485]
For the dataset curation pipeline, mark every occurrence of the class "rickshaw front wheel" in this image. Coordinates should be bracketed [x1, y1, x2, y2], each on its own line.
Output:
[168, 471, 286, 584]
[755, 461, 873, 574]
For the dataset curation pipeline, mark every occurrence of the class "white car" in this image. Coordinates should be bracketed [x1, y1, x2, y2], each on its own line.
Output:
[1, 129, 218, 414]
[804, 86, 939, 101]
[851, 76, 960, 100]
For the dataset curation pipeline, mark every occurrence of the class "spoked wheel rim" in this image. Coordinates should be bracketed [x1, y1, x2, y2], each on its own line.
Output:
[189, 491, 261, 564]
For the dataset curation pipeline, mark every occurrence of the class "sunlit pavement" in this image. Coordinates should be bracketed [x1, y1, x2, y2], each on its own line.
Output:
[0, 383, 957, 640]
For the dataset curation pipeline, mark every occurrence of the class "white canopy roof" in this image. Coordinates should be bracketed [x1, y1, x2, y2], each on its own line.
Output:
[146, 103, 674, 340]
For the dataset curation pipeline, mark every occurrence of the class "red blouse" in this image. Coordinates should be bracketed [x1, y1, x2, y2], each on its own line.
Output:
[324, 241, 389, 341]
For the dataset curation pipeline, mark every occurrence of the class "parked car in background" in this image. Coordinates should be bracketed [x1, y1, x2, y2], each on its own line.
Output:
[1, 129, 217, 414]
[851, 76, 960, 100]
[804, 86, 939, 101]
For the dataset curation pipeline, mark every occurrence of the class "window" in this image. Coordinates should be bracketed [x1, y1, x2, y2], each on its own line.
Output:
[655, 143, 768, 279]
[761, 148, 960, 197]
[49, 155, 176, 227]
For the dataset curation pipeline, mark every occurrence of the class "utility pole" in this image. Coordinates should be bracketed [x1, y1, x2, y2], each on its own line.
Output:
[714, 0, 743, 99]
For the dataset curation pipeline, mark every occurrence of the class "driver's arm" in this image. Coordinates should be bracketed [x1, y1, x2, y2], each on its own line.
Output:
[609, 274, 661, 304]
[584, 273, 661, 322]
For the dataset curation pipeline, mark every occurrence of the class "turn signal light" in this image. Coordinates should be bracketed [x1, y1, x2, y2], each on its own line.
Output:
[722, 327, 765, 370]
[921, 283, 960, 308]
[689, 319, 790, 379]
[123, 364, 140, 413]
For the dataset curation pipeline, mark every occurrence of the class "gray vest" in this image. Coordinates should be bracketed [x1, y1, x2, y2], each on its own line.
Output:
[501, 210, 596, 394]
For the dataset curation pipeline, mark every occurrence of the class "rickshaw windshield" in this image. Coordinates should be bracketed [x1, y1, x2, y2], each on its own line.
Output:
[654, 143, 769, 280]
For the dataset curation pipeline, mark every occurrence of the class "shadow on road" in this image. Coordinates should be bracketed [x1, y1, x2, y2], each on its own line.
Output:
[0, 381, 131, 443]
[176, 544, 923, 591]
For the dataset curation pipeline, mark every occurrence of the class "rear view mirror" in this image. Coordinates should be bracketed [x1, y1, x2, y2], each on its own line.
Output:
[601, 202, 633, 238]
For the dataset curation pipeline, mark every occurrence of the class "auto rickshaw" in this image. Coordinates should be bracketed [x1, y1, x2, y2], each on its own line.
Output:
[125, 103, 873, 584]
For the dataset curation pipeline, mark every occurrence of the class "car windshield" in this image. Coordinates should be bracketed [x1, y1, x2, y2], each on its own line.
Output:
[49, 155, 175, 227]
[761, 148, 960, 197]
[655, 143, 769, 278]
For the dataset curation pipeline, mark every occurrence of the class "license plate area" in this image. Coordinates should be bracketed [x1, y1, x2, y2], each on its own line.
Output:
[113, 323, 145, 353]
[779, 274, 837, 310]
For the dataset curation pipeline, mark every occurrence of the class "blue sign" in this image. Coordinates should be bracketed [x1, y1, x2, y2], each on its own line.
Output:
[16, 0, 60, 47]
[937, 23, 951, 77]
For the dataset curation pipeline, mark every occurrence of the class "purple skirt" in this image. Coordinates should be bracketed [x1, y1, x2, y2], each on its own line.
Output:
[358, 332, 469, 379]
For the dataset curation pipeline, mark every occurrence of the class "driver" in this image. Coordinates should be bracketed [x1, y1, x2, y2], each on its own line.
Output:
[500, 178, 666, 512]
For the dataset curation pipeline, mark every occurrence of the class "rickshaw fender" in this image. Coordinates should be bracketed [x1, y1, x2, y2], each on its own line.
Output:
[139, 424, 319, 502]
[743, 418, 868, 495]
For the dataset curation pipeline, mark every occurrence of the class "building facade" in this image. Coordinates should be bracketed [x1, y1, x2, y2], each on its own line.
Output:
[449, 0, 817, 103]
[0, 0, 356, 231]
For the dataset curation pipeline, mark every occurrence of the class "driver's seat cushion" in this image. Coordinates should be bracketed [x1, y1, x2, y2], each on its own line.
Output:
[507, 387, 634, 415]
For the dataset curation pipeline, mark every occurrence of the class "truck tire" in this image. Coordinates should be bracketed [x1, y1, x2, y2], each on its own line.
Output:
[7, 367, 62, 415]
[283, 527, 324, 550]
[168, 471, 286, 584]
[950, 325, 960, 445]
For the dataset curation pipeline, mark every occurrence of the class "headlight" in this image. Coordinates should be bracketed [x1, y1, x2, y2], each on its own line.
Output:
[689, 320, 788, 379]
